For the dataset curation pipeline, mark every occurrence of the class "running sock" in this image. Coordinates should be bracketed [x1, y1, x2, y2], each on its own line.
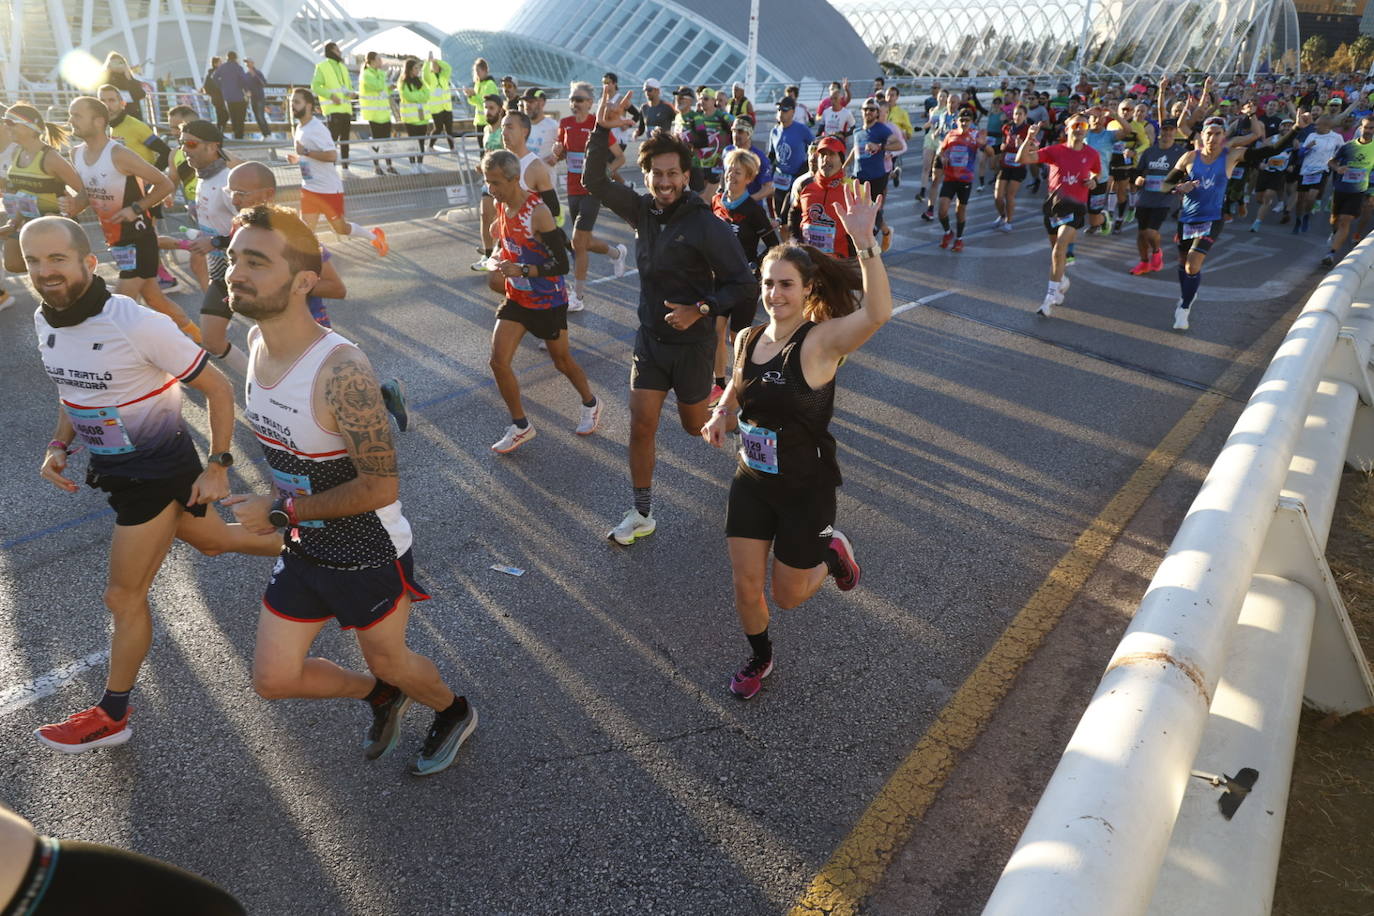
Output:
[939, 214, 950, 231]
[347, 222, 369, 239]
[1047, 280, 1061, 294]
[437, 695, 469, 723]
[98, 689, 131, 721]
[364, 678, 399, 709]
[714, 376, 726, 390]
[216, 342, 249, 374]
[1066, 242, 1076, 258]
[633, 486, 652, 518]
[512, 417, 529, 429]
[746, 628, 773, 665]
[1115, 200, 1127, 220]
[1178, 267, 1202, 309]
[583, 397, 597, 408]
[956, 220, 965, 238]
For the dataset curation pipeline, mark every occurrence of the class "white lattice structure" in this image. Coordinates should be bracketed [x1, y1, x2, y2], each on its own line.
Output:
[836, 0, 1303, 80]
[0, 0, 435, 92]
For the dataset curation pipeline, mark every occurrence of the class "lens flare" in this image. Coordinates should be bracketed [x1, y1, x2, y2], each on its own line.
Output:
[59, 50, 105, 91]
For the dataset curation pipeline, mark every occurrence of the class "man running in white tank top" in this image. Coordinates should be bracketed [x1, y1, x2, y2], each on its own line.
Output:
[222, 205, 475, 776]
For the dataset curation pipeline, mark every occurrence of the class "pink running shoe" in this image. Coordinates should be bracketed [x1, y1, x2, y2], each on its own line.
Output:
[729, 656, 774, 700]
[827, 529, 861, 591]
[1128, 260, 1151, 275]
[1150, 250, 1164, 272]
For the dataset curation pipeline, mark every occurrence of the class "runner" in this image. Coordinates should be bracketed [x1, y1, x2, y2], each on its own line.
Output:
[1108, 99, 1153, 232]
[935, 109, 991, 251]
[673, 86, 709, 192]
[1251, 117, 1298, 231]
[521, 88, 558, 165]
[768, 97, 815, 221]
[884, 86, 913, 188]
[848, 99, 902, 249]
[1, 104, 83, 281]
[468, 93, 506, 270]
[160, 104, 211, 291]
[286, 88, 390, 257]
[1165, 117, 1252, 331]
[709, 147, 781, 402]
[635, 79, 676, 140]
[790, 137, 857, 259]
[784, 85, 814, 128]
[722, 118, 774, 208]
[97, 84, 178, 290]
[818, 84, 856, 144]
[1323, 115, 1374, 267]
[225, 160, 410, 430]
[502, 110, 560, 218]
[921, 91, 959, 220]
[553, 82, 629, 311]
[583, 89, 755, 545]
[1084, 106, 1125, 234]
[481, 150, 600, 453]
[992, 104, 1032, 231]
[698, 89, 733, 200]
[358, 51, 398, 176]
[1293, 115, 1344, 234]
[699, 181, 887, 700]
[1129, 118, 1187, 275]
[65, 96, 201, 342]
[21, 215, 282, 752]
[600, 73, 637, 182]
[1016, 112, 1102, 317]
[223, 204, 475, 776]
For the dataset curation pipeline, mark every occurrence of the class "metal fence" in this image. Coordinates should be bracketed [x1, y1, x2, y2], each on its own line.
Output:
[981, 235, 1374, 915]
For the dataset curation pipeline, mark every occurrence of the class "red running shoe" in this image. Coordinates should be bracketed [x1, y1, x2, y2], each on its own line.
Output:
[1150, 250, 1164, 272]
[729, 656, 774, 700]
[939, 231, 953, 249]
[35, 705, 132, 753]
[952, 238, 964, 252]
[370, 227, 390, 257]
[1129, 260, 1151, 275]
[827, 528, 861, 591]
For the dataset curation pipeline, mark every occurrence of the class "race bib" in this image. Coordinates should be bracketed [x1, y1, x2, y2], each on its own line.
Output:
[110, 244, 139, 271]
[67, 405, 134, 455]
[506, 275, 533, 291]
[774, 172, 793, 190]
[1230, 166, 1245, 180]
[947, 147, 969, 169]
[1265, 155, 1288, 171]
[1048, 211, 1074, 229]
[565, 151, 585, 175]
[1088, 192, 1108, 210]
[270, 469, 324, 528]
[802, 220, 836, 254]
[738, 420, 779, 475]
[1112, 141, 1126, 154]
[1302, 172, 1324, 186]
[1345, 167, 1368, 185]
[1144, 174, 1164, 192]
[1003, 151, 1019, 167]
[299, 159, 313, 181]
[3, 191, 39, 219]
[1181, 221, 1211, 240]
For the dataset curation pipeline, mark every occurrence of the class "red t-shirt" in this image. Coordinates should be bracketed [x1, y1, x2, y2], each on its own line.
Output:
[939, 129, 983, 183]
[1039, 143, 1101, 205]
[557, 115, 596, 197]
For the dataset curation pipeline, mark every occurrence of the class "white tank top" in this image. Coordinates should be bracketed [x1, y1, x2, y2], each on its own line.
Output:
[519, 150, 539, 193]
[245, 326, 412, 567]
[74, 139, 151, 246]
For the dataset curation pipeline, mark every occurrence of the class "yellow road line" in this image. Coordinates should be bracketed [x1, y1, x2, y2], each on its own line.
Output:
[789, 312, 1297, 916]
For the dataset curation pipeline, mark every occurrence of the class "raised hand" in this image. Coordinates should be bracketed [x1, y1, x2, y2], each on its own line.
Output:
[834, 179, 881, 246]
[597, 88, 635, 130]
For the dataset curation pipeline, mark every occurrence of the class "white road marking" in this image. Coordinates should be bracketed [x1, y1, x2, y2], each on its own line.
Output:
[893, 289, 957, 316]
[0, 650, 109, 717]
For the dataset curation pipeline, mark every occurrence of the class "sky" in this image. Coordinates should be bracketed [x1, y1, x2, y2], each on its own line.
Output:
[336, 2, 510, 56]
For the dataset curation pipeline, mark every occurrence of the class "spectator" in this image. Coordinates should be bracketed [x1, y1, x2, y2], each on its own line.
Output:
[727, 82, 754, 121]
[243, 57, 272, 139]
[467, 58, 500, 127]
[98, 51, 148, 121]
[202, 56, 228, 131]
[214, 51, 249, 139]
[311, 41, 355, 168]
[501, 76, 521, 107]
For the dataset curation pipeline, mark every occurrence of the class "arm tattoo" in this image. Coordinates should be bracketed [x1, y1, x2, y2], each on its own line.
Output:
[324, 357, 398, 478]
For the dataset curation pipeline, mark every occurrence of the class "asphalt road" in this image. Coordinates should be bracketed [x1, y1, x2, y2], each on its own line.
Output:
[0, 171, 1325, 915]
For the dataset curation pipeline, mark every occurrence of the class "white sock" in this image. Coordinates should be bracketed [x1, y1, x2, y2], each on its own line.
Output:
[218, 342, 250, 374]
[1048, 280, 1060, 293]
[348, 222, 369, 239]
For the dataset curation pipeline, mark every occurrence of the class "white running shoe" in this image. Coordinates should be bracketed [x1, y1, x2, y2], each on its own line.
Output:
[576, 399, 601, 435]
[611, 243, 629, 278]
[608, 509, 656, 545]
[567, 292, 586, 312]
[1271, 201, 1283, 214]
[1173, 303, 1190, 331]
[1037, 294, 1056, 318]
[999, 221, 1013, 233]
[991, 217, 1004, 228]
[491, 423, 537, 454]
[1058, 274, 1071, 296]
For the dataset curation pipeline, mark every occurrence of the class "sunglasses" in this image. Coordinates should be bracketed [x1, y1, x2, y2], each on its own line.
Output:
[181, 138, 202, 149]
[571, 96, 591, 103]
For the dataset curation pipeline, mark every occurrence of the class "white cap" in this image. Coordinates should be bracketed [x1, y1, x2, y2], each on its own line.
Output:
[732, 81, 744, 91]
[643, 78, 661, 90]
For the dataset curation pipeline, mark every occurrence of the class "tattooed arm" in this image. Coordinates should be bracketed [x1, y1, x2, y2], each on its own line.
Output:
[293, 347, 400, 521]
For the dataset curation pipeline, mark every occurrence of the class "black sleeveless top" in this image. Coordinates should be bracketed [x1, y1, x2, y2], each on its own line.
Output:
[735, 321, 840, 487]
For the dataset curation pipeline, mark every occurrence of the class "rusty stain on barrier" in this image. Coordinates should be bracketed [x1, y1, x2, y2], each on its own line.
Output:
[1106, 651, 1212, 706]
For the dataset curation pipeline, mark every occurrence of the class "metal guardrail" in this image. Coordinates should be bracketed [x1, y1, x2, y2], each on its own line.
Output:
[982, 236, 1374, 915]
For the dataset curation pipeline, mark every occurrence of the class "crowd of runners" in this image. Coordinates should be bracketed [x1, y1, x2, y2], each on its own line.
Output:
[3, 52, 1372, 913]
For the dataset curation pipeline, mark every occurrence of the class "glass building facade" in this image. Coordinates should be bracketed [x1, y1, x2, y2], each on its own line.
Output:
[443, 0, 878, 94]
[836, 0, 1303, 80]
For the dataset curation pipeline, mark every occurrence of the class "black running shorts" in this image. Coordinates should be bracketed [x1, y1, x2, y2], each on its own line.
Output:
[264, 548, 429, 631]
[495, 300, 568, 341]
[1333, 190, 1365, 218]
[1175, 218, 1224, 257]
[629, 326, 714, 404]
[939, 180, 972, 204]
[87, 463, 208, 527]
[1255, 171, 1287, 194]
[1042, 196, 1086, 234]
[1135, 206, 1170, 232]
[113, 234, 160, 280]
[725, 469, 836, 570]
[568, 194, 601, 233]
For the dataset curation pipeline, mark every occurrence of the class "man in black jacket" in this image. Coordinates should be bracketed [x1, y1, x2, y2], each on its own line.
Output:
[585, 89, 757, 546]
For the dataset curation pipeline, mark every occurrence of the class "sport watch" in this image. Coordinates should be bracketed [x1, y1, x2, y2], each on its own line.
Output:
[521, 264, 532, 278]
[207, 451, 234, 467]
[697, 301, 711, 316]
[268, 498, 291, 530]
[856, 242, 883, 261]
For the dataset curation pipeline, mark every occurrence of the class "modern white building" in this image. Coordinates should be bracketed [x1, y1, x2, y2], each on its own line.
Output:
[0, 0, 445, 92]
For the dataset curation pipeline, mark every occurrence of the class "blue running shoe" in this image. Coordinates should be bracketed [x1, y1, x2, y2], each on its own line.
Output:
[381, 377, 409, 432]
[363, 691, 411, 760]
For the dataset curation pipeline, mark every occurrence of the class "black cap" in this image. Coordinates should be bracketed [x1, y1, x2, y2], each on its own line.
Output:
[777, 97, 796, 110]
[522, 87, 546, 100]
[1162, 118, 1179, 129]
[675, 86, 695, 98]
[181, 119, 224, 143]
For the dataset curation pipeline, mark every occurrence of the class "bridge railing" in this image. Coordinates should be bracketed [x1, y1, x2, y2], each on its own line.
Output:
[982, 233, 1374, 915]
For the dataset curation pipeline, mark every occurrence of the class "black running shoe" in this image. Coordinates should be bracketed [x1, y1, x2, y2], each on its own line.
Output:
[412, 703, 478, 776]
[363, 690, 412, 760]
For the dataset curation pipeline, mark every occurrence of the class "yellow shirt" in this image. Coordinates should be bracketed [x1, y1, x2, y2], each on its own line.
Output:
[110, 115, 159, 166]
[888, 105, 913, 140]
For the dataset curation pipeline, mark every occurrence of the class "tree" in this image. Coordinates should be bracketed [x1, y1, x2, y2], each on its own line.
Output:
[1351, 34, 1374, 71]
[1330, 41, 1356, 73]
[1302, 35, 1329, 71]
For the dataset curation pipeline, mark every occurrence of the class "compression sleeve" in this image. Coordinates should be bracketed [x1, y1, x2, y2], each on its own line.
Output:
[145, 134, 172, 171]
[1164, 167, 1189, 184]
[538, 228, 571, 276]
[539, 188, 561, 219]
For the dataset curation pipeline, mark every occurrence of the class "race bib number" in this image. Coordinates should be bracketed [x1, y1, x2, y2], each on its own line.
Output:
[1112, 141, 1126, 155]
[110, 244, 139, 272]
[1181, 221, 1211, 240]
[1231, 166, 1245, 180]
[1048, 211, 1074, 229]
[1003, 151, 1019, 167]
[738, 420, 779, 475]
[1144, 174, 1164, 192]
[3, 191, 39, 219]
[1345, 167, 1368, 185]
[802, 220, 836, 254]
[947, 147, 969, 169]
[1088, 192, 1108, 211]
[67, 405, 134, 455]
[566, 151, 585, 175]
[1302, 172, 1324, 186]
[1265, 155, 1288, 171]
[270, 469, 324, 528]
[299, 159, 313, 181]
[774, 172, 793, 190]
[506, 275, 533, 291]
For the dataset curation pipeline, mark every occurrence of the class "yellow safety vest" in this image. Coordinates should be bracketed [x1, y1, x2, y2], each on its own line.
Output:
[311, 58, 353, 117]
[358, 66, 391, 124]
[397, 79, 429, 126]
[425, 61, 453, 115]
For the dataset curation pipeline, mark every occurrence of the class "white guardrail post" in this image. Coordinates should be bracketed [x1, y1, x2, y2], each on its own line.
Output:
[982, 234, 1374, 916]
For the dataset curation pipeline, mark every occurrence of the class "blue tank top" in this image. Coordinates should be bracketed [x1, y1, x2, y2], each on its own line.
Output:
[1180, 152, 1228, 223]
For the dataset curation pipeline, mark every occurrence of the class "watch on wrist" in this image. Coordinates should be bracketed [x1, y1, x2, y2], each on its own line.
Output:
[268, 498, 291, 530]
[856, 242, 883, 261]
[207, 451, 234, 467]
[697, 301, 711, 316]
[131, 201, 145, 216]
[521, 264, 531, 278]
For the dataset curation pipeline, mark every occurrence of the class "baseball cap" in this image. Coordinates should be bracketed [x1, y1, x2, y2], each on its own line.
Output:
[1161, 117, 1179, 129]
[483, 93, 504, 107]
[522, 87, 546, 100]
[817, 136, 846, 155]
[643, 78, 661, 90]
[181, 119, 224, 143]
[777, 97, 796, 111]
[732, 118, 754, 134]
[700, 88, 716, 99]
[675, 86, 695, 98]
[1328, 97, 1344, 106]
[732, 82, 744, 91]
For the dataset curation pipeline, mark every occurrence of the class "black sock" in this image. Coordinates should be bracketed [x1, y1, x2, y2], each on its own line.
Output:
[364, 678, 399, 709]
[956, 220, 965, 238]
[583, 397, 597, 408]
[633, 486, 651, 517]
[437, 695, 469, 722]
[939, 214, 950, 231]
[746, 628, 772, 664]
[98, 689, 131, 721]
[714, 376, 725, 389]
[512, 417, 529, 429]
[1116, 201, 1127, 219]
